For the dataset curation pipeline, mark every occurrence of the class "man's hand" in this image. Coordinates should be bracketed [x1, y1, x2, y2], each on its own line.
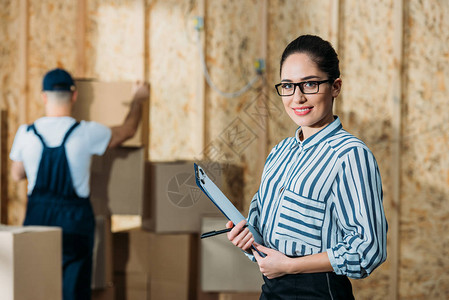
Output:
[108, 81, 149, 149]
[132, 81, 149, 104]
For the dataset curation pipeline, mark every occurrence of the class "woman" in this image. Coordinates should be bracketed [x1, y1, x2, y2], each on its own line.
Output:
[226, 35, 387, 299]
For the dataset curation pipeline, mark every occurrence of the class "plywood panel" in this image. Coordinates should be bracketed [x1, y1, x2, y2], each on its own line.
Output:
[338, 0, 395, 298]
[266, 0, 332, 149]
[27, 1, 78, 122]
[148, 0, 204, 160]
[400, 135, 449, 299]
[5, 0, 80, 225]
[0, 1, 16, 111]
[204, 0, 265, 208]
[1, 1, 28, 225]
[85, 0, 145, 81]
[400, 1, 449, 299]
[0, 0, 24, 139]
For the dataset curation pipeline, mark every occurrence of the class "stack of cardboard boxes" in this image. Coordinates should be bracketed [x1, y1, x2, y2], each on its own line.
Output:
[75, 80, 262, 300]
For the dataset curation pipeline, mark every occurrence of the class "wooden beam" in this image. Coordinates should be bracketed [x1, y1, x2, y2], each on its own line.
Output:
[143, 0, 150, 160]
[331, 0, 343, 116]
[11, 0, 30, 225]
[258, 0, 268, 164]
[195, 0, 206, 159]
[390, 0, 404, 299]
[329, 0, 340, 50]
[75, 0, 87, 78]
[144, 0, 150, 83]
[19, 0, 28, 124]
[0, 110, 7, 224]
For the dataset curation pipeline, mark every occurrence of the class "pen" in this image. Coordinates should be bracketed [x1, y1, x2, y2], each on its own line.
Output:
[200, 225, 248, 239]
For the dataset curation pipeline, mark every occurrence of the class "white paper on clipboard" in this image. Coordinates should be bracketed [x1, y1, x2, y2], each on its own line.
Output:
[194, 163, 264, 246]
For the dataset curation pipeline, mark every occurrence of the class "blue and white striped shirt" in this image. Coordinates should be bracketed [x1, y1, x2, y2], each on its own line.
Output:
[247, 117, 387, 279]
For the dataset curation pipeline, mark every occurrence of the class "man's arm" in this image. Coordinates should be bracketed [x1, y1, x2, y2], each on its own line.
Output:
[11, 161, 26, 181]
[108, 82, 149, 149]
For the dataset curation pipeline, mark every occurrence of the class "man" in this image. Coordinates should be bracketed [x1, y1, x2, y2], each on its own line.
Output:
[9, 68, 149, 300]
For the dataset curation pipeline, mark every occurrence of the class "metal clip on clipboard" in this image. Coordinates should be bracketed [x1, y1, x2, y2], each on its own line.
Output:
[194, 163, 266, 257]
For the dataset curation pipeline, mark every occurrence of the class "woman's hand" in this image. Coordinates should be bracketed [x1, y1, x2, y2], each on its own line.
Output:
[252, 243, 292, 279]
[226, 220, 254, 253]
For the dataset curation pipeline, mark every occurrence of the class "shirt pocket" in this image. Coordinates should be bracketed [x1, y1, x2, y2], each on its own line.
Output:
[275, 189, 325, 254]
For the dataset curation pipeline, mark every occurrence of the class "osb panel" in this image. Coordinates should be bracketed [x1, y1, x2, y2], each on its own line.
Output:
[337, 0, 396, 298]
[401, 135, 449, 299]
[4, 1, 80, 225]
[400, 1, 449, 299]
[0, 1, 28, 225]
[204, 0, 265, 209]
[266, 0, 332, 149]
[27, 1, 78, 123]
[403, 0, 449, 139]
[0, 0, 22, 135]
[339, 0, 396, 298]
[85, 0, 145, 81]
[148, 0, 201, 160]
[338, 0, 395, 144]
[0, 1, 14, 111]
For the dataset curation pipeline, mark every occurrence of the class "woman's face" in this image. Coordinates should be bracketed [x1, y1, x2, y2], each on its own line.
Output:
[280, 52, 341, 139]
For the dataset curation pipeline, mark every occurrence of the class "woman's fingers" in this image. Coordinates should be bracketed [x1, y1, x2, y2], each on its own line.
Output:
[243, 237, 255, 251]
[235, 227, 252, 248]
[227, 220, 253, 251]
[225, 221, 234, 229]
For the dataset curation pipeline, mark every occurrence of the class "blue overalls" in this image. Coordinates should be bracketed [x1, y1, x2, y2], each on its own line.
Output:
[23, 122, 95, 300]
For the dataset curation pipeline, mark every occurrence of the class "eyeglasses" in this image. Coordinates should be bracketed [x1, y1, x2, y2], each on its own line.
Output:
[274, 79, 333, 96]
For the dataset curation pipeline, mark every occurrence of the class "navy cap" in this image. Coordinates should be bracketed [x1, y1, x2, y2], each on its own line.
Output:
[42, 68, 76, 91]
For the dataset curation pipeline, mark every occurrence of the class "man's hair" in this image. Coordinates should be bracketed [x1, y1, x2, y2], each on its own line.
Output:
[45, 91, 73, 104]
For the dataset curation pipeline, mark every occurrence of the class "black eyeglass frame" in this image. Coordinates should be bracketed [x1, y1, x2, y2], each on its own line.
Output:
[274, 79, 334, 96]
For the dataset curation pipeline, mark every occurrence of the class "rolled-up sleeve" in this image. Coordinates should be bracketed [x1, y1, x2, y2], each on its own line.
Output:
[247, 192, 261, 229]
[244, 192, 262, 262]
[10, 125, 27, 161]
[327, 147, 388, 279]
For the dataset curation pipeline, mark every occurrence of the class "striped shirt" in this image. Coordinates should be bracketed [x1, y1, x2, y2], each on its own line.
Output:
[247, 117, 387, 279]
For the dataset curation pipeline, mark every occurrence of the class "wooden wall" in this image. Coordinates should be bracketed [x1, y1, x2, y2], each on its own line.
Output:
[338, 1, 396, 298]
[401, 1, 449, 298]
[0, 0, 448, 299]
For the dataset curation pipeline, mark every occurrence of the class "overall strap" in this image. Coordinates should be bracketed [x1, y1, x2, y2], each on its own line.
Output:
[27, 121, 80, 147]
[28, 121, 82, 200]
[61, 122, 80, 145]
[27, 123, 47, 148]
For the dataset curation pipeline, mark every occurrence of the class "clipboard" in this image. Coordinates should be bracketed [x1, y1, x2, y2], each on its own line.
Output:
[194, 163, 266, 257]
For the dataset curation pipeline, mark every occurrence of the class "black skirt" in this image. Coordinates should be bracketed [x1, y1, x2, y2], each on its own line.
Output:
[260, 272, 354, 300]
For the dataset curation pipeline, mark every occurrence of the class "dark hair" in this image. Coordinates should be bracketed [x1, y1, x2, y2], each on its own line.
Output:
[280, 35, 340, 81]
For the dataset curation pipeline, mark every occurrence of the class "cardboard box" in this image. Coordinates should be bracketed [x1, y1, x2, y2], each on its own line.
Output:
[218, 293, 260, 300]
[114, 272, 150, 300]
[91, 286, 115, 300]
[92, 215, 113, 290]
[90, 147, 145, 216]
[91, 156, 244, 233]
[111, 215, 142, 232]
[142, 161, 225, 233]
[73, 80, 149, 148]
[0, 225, 62, 300]
[113, 229, 197, 300]
[200, 217, 264, 292]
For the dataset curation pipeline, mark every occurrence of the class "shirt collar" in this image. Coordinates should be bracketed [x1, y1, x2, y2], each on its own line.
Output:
[292, 116, 342, 150]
